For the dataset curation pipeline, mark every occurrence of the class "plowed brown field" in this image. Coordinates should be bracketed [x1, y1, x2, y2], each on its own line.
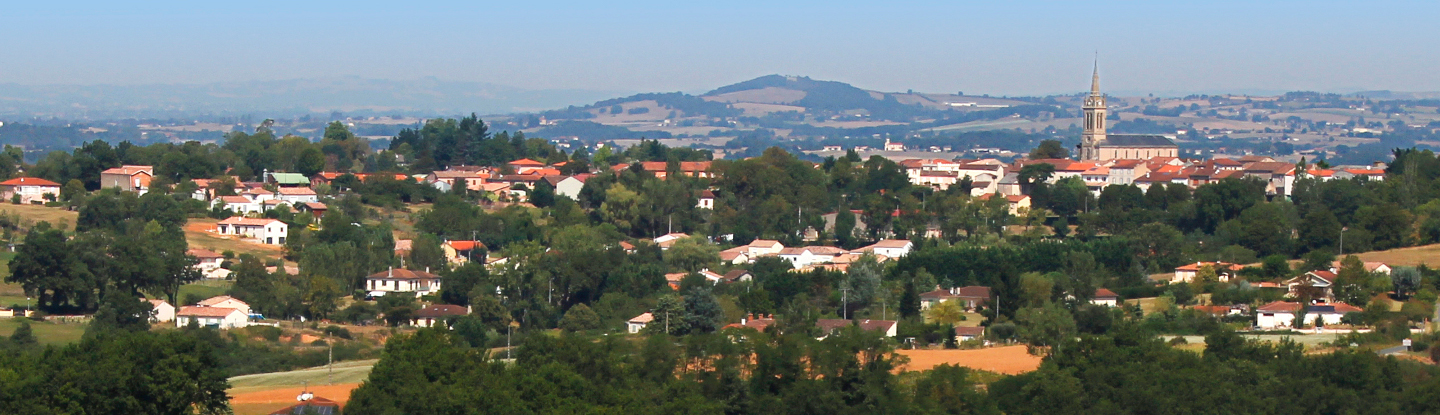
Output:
[895, 345, 1042, 375]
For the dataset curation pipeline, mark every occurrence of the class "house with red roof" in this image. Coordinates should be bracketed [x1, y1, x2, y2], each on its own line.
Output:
[212, 195, 262, 215]
[426, 170, 489, 191]
[1173, 262, 1244, 283]
[1284, 270, 1336, 300]
[553, 174, 592, 200]
[954, 326, 985, 342]
[1336, 168, 1385, 181]
[175, 306, 248, 329]
[275, 186, 318, 204]
[1255, 301, 1361, 329]
[697, 189, 716, 209]
[365, 267, 442, 297]
[188, 248, 224, 275]
[0, 177, 60, 204]
[100, 165, 153, 193]
[1092, 288, 1119, 307]
[148, 299, 175, 323]
[723, 314, 776, 332]
[627, 312, 654, 333]
[442, 240, 485, 264]
[508, 158, 547, 173]
[215, 217, 288, 245]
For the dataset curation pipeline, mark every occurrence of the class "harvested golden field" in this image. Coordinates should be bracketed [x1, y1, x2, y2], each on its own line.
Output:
[1353, 244, 1440, 267]
[895, 345, 1042, 375]
[184, 218, 283, 260]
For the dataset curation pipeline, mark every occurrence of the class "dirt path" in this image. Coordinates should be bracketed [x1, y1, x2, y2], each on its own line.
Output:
[895, 345, 1042, 375]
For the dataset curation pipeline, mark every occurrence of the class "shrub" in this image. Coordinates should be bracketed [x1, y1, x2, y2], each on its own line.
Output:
[323, 325, 353, 340]
[245, 326, 283, 342]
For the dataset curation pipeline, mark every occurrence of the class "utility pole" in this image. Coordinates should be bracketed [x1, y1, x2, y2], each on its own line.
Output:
[327, 341, 333, 385]
[506, 324, 512, 360]
[841, 286, 850, 320]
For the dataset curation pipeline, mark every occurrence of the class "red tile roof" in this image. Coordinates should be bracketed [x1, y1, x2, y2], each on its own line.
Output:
[217, 217, 282, 226]
[0, 177, 59, 187]
[101, 165, 153, 176]
[367, 268, 441, 280]
[509, 158, 546, 167]
[446, 240, 483, 251]
[277, 187, 316, 195]
[1094, 288, 1118, 298]
[177, 306, 242, 317]
[628, 312, 654, 324]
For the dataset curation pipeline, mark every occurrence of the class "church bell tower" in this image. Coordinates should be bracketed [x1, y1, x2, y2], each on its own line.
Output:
[1080, 60, 1107, 160]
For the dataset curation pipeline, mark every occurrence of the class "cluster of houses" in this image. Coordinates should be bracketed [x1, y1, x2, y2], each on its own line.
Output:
[711, 237, 915, 272]
[899, 155, 1386, 201]
[1168, 260, 1393, 329]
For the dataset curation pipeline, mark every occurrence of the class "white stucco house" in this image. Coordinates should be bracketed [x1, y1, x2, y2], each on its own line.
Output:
[189, 248, 224, 274]
[175, 306, 249, 329]
[215, 217, 289, 245]
[627, 312, 654, 334]
[0, 177, 61, 204]
[275, 187, 319, 204]
[778, 246, 847, 268]
[1255, 301, 1362, 329]
[1092, 288, 1120, 307]
[853, 239, 914, 258]
[365, 268, 442, 297]
[197, 295, 252, 316]
[213, 196, 263, 215]
[148, 299, 175, 323]
[553, 175, 590, 200]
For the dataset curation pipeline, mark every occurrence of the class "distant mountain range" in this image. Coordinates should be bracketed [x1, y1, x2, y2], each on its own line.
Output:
[0, 77, 628, 120]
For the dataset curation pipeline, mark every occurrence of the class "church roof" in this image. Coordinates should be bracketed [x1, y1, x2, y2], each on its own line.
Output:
[1101, 134, 1176, 148]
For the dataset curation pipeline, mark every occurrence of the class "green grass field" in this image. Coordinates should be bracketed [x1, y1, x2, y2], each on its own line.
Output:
[178, 280, 232, 305]
[227, 359, 377, 394]
[0, 317, 86, 345]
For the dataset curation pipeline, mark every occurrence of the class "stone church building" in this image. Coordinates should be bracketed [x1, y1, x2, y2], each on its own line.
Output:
[1078, 63, 1179, 161]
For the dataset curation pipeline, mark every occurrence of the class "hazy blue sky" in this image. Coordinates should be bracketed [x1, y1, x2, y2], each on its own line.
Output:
[5, 1, 1438, 96]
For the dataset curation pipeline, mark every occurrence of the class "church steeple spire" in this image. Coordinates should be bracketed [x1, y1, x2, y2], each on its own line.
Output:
[1080, 56, 1107, 161]
[1090, 57, 1101, 95]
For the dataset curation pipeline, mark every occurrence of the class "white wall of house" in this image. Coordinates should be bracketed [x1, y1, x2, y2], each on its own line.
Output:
[277, 193, 319, 204]
[217, 222, 288, 245]
[366, 278, 441, 296]
[175, 310, 248, 329]
[627, 321, 647, 334]
[555, 177, 585, 200]
[2, 185, 59, 204]
[150, 301, 175, 322]
[1256, 311, 1345, 329]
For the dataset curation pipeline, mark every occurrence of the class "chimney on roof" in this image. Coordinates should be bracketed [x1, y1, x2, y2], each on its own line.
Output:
[388, 266, 393, 278]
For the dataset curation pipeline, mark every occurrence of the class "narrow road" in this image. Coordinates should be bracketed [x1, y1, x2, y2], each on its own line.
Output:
[1376, 345, 1409, 356]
